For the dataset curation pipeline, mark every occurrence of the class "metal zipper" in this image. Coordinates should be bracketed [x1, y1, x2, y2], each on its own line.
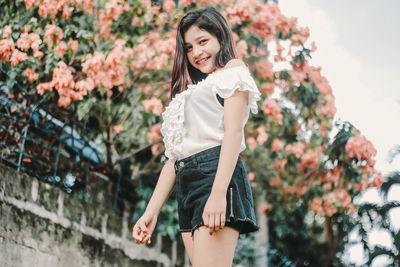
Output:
[229, 187, 234, 218]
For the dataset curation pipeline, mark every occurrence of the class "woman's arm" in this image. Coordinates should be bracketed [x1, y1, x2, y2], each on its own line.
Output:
[145, 159, 177, 214]
[132, 159, 176, 244]
[202, 59, 249, 234]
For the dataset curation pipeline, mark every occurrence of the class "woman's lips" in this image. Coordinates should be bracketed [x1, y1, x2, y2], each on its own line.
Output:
[196, 56, 210, 66]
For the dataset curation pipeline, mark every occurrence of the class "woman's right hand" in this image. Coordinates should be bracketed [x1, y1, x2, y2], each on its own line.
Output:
[132, 212, 158, 244]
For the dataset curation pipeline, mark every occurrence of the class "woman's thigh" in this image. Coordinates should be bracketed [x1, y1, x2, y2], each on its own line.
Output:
[181, 232, 194, 265]
[192, 225, 239, 267]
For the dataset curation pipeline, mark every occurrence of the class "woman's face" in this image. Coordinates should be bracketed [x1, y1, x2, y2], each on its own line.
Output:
[184, 25, 221, 74]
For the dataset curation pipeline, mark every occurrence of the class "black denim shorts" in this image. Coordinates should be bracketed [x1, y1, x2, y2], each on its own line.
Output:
[174, 145, 259, 238]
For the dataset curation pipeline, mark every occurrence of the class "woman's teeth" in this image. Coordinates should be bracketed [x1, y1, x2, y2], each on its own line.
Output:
[197, 57, 209, 65]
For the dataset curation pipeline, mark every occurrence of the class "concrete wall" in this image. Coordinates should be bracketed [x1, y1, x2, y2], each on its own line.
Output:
[0, 163, 188, 267]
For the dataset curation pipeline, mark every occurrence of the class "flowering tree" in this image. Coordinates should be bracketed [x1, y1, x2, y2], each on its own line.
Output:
[0, 0, 383, 264]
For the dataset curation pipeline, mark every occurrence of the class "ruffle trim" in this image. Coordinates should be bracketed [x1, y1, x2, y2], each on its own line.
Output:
[206, 65, 261, 114]
[160, 89, 193, 163]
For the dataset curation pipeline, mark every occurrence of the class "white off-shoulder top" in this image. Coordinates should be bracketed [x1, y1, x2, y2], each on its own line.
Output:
[160, 65, 261, 163]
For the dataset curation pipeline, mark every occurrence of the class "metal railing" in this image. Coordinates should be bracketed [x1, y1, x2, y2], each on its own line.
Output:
[0, 83, 137, 214]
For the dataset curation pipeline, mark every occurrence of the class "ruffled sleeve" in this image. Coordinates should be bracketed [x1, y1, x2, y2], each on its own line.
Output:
[206, 65, 261, 114]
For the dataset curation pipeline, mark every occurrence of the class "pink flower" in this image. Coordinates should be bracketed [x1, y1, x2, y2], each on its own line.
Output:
[44, 24, 63, 48]
[10, 49, 28, 65]
[181, 0, 196, 7]
[256, 61, 274, 80]
[37, 82, 53, 95]
[355, 181, 368, 192]
[299, 149, 319, 172]
[163, 0, 175, 13]
[142, 97, 164, 116]
[260, 82, 274, 95]
[262, 98, 282, 124]
[311, 198, 324, 215]
[269, 159, 287, 172]
[271, 138, 283, 152]
[151, 143, 163, 156]
[259, 203, 272, 214]
[22, 0, 39, 10]
[68, 38, 79, 53]
[147, 124, 161, 143]
[292, 142, 305, 158]
[256, 126, 268, 145]
[236, 40, 248, 59]
[113, 124, 124, 134]
[246, 137, 257, 150]
[23, 68, 39, 83]
[346, 132, 377, 162]
[83, 0, 93, 14]
[269, 176, 281, 187]
[58, 96, 71, 108]
[369, 173, 384, 187]
[248, 172, 255, 181]
[38, 0, 58, 20]
[2, 26, 11, 38]
[54, 41, 67, 57]
[0, 39, 14, 62]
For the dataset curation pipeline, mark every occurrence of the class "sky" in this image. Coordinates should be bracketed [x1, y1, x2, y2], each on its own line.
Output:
[278, 1, 400, 265]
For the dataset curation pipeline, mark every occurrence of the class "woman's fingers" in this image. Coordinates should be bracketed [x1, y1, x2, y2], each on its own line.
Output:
[220, 212, 226, 229]
[208, 213, 215, 234]
[214, 214, 220, 231]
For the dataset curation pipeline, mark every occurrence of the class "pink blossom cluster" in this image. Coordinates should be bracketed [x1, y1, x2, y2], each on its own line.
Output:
[147, 124, 163, 156]
[251, 2, 297, 43]
[142, 97, 164, 116]
[298, 149, 319, 173]
[131, 31, 175, 73]
[290, 26, 310, 46]
[285, 142, 305, 158]
[345, 132, 377, 166]
[23, 68, 39, 82]
[226, 0, 257, 24]
[10, 49, 28, 66]
[17, 32, 43, 59]
[269, 158, 287, 173]
[97, 0, 130, 40]
[271, 138, 283, 152]
[256, 126, 269, 145]
[260, 82, 275, 95]
[22, 0, 93, 19]
[162, 0, 175, 13]
[256, 61, 274, 80]
[82, 42, 133, 91]
[43, 24, 63, 49]
[0, 39, 15, 62]
[262, 98, 283, 124]
[311, 188, 355, 217]
[37, 61, 94, 107]
[2, 26, 12, 38]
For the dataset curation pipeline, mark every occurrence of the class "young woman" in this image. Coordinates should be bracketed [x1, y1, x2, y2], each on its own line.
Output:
[133, 6, 261, 266]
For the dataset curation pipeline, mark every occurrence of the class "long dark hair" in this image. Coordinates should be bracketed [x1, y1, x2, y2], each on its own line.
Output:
[170, 6, 237, 100]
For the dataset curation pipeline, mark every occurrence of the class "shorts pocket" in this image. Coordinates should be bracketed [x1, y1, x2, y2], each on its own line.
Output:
[197, 159, 219, 176]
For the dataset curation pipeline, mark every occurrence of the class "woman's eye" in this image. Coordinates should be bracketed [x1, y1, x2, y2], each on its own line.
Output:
[200, 39, 208, 44]
[186, 47, 192, 52]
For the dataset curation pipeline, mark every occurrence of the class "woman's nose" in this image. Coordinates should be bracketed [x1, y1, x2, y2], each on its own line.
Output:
[192, 45, 202, 58]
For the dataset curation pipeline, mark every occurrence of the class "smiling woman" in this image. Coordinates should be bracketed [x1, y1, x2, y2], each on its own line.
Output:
[132, 5, 261, 267]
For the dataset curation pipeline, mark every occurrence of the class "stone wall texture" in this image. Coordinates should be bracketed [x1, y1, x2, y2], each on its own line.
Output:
[0, 163, 188, 267]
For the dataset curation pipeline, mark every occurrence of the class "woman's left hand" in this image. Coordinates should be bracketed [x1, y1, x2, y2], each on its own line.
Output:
[202, 189, 227, 235]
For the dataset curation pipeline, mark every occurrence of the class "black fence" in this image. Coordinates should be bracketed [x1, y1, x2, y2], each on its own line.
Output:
[0, 82, 138, 214]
